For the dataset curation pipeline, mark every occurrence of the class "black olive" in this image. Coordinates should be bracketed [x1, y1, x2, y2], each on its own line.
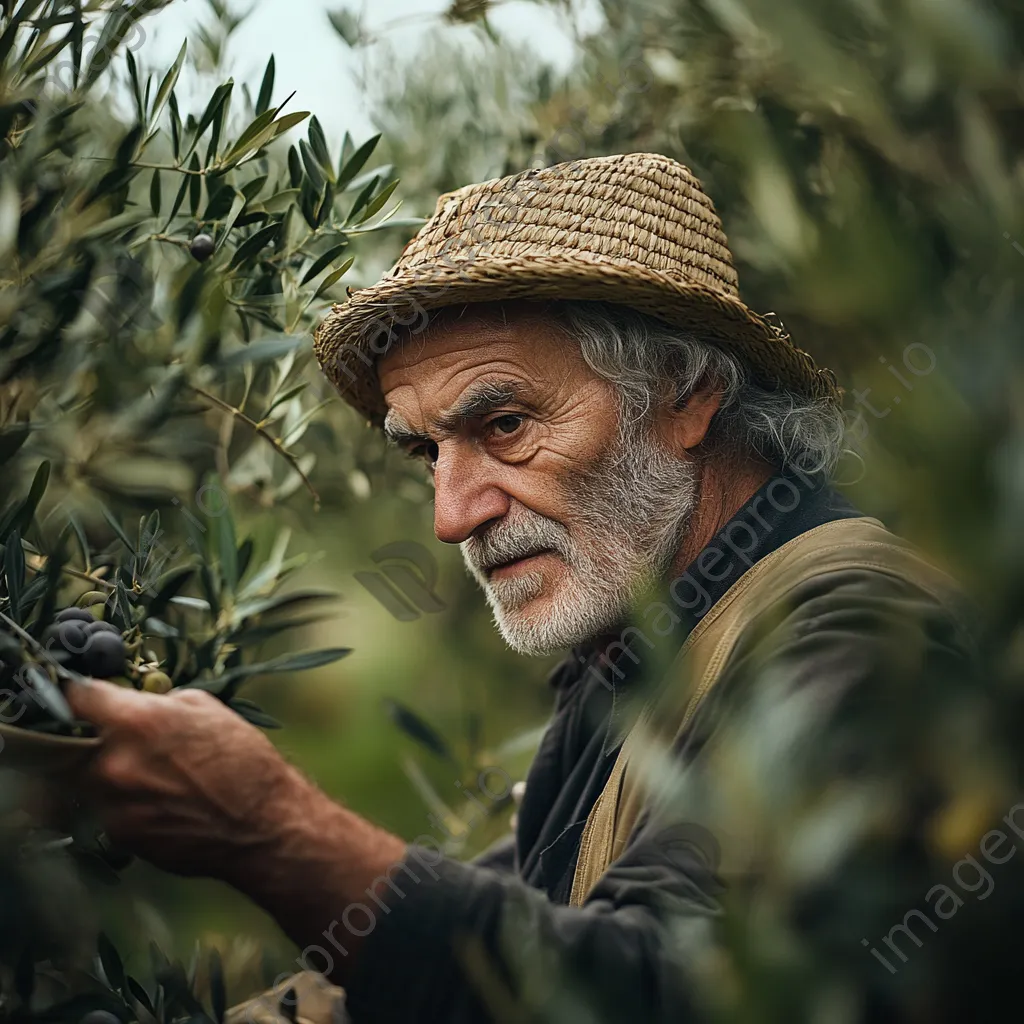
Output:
[80, 632, 126, 679]
[55, 607, 95, 624]
[42, 620, 89, 660]
[78, 1012, 122, 1024]
[84, 621, 121, 636]
[189, 233, 215, 262]
[60, 620, 91, 655]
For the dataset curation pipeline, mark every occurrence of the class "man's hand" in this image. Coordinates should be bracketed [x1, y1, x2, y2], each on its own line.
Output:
[66, 679, 408, 979]
[66, 679, 308, 880]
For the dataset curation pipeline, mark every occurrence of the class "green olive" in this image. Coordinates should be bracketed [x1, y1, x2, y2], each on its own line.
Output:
[141, 671, 173, 694]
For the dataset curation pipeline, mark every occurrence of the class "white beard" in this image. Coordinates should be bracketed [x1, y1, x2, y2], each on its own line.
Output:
[461, 423, 699, 655]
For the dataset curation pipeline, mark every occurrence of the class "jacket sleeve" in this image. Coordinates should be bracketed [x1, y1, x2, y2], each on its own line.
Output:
[341, 820, 715, 1023]
[470, 834, 517, 874]
[341, 569, 975, 1024]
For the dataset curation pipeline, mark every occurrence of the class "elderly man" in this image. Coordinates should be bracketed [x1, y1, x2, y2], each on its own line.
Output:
[69, 154, 969, 1022]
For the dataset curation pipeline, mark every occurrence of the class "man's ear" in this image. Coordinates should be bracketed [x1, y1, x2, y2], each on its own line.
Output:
[657, 385, 723, 452]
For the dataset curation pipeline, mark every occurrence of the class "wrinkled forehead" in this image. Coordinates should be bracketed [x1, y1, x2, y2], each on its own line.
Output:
[377, 300, 562, 374]
[376, 301, 583, 418]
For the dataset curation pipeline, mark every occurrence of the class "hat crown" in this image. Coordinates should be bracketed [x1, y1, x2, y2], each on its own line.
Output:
[314, 151, 839, 425]
[391, 153, 741, 299]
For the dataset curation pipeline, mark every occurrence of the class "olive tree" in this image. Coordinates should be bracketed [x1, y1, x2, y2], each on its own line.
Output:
[0, 0, 411, 1016]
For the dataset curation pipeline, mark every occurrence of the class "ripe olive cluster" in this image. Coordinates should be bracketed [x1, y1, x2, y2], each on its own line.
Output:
[5, 605, 175, 731]
[43, 607, 127, 678]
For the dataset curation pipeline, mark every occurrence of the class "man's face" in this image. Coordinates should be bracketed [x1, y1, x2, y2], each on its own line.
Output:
[378, 303, 698, 654]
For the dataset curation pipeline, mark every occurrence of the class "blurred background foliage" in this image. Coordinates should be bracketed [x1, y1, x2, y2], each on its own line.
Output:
[3, 0, 1024, 1018]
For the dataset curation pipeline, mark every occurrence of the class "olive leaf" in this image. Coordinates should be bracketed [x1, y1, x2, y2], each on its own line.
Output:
[149, 168, 161, 216]
[4, 529, 25, 623]
[214, 499, 238, 593]
[97, 932, 125, 992]
[232, 589, 340, 620]
[151, 38, 186, 125]
[228, 697, 282, 729]
[382, 698, 455, 763]
[101, 505, 137, 557]
[0, 459, 50, 542]
[183, 80, 233, 160]
[308, 116, 333, 176]
[300, 241, 349, 284]
[256, 53, 275, 115]
[208, 948, 225, 1024]
[227, 222, 281, 269]
[126, 975, 156, 1016]
[218, 335, 305, 367]
[312, 258, 354, 301]
[337, 132, 381, 188]
[144, 567, 194, 618]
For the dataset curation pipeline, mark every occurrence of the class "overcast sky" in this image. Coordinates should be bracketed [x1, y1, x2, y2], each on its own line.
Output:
[136, 0, 599, 145]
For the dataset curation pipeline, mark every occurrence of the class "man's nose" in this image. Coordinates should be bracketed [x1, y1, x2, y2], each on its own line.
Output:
[432, 443, 509, 545]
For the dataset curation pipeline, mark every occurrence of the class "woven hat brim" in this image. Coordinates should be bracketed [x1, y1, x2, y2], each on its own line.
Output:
[314, 254, 840, 426]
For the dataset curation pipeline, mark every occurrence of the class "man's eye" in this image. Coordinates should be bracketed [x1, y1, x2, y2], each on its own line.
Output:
[490, 414, 524, 436]
[408, 441, 439, 465]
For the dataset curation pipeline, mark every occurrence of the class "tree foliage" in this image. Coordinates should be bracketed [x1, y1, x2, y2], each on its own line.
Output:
[0, 0, 412, 1013]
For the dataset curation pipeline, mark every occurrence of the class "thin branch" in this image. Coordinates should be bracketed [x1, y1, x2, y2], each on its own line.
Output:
[190, 385, 320, 508]
[57, 564, 114, 590]
[21, 544, 115, 591]
[128, 233, 191, 251]
[83, 158, 207, 176]
[134, 161, 208, 175]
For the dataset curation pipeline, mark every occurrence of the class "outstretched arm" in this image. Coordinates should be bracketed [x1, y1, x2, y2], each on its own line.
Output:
[66, 680, 407, 979]
[63, 678, 707, 1022]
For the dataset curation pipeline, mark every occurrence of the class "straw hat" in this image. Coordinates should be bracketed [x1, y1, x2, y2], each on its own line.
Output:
[314, 152, 839, 425]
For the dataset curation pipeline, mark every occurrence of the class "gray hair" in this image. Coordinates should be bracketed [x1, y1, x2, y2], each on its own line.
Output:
[550, 301, 845, 476]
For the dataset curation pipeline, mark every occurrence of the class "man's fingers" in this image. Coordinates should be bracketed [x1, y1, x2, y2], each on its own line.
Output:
[65, 677, 141, 727]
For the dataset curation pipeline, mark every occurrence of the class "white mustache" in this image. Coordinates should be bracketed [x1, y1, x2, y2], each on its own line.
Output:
[463, 510, 571, 575]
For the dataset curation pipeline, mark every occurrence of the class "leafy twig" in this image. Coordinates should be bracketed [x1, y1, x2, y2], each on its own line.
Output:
[83, 158, 207, 176]
[21, 543, 115, 591]
[128, 233, 191, 251]
[189, 386, 320, 508]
